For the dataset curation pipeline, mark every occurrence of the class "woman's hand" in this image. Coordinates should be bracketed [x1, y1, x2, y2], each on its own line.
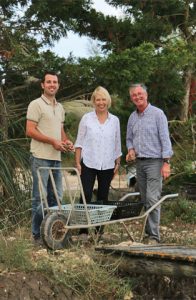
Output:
[113, 161, 120, 177]
[75, 163, 82, 175]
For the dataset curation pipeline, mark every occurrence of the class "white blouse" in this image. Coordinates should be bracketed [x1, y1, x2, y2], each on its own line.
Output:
[75, 110, 122, 170]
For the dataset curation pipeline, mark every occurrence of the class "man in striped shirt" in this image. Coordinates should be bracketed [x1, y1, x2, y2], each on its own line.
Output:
[126, 83, 173, 244]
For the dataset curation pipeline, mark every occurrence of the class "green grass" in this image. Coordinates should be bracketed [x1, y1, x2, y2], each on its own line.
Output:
[0, 235, 32, 270]
[0, 231, 135, 299]
[162, 197, 196, 224]
[36, 248, 135, 300]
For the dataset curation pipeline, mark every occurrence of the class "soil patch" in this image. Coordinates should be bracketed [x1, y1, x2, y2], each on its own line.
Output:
[130, 274, 196, 299]
[0, 271, 80, 300]
[0, 270, 195, 299]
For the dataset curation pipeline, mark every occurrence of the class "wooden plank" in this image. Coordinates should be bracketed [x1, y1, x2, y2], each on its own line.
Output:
[95, 244, 196, 278]
[96, 244, 196, 263]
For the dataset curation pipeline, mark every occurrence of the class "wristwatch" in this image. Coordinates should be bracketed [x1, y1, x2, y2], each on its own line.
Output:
[163, 159, 170, 164]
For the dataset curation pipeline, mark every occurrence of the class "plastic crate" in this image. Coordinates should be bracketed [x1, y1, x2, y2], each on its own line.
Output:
[50, 204, 117, 225]
[109, 200, 143, 220]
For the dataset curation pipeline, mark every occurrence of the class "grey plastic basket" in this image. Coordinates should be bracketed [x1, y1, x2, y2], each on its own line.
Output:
[50, 204, 117, 225]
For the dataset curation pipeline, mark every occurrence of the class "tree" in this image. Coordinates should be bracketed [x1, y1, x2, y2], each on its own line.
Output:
[2, 0, 196, 120]
[70, 0, 196, 120]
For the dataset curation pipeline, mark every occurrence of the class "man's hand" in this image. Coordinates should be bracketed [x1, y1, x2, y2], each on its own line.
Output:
[126, 149, 136, 162]
[51, 140, 64, 151]
[161, 163, 171, 180]
[62, 140, 75, 152]
[51, 139, 74, 152]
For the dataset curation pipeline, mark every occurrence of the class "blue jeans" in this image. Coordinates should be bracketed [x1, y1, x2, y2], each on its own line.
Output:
[30, 156, 63, 239]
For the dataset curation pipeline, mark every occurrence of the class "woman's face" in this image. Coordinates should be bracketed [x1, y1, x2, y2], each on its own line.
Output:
[94, 93, 108, 113]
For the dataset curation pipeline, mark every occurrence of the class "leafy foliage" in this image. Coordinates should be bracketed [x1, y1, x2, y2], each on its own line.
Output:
[1, 0, 196, 120]
[162, 198, 196, 225]
[169, 117, 196, 175]
[0, 138, 31, 231]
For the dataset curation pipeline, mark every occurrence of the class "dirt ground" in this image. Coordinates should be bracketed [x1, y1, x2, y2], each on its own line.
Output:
[0, 261, 195, 300]
[0, 271, 75, 300]
[1, 220, 195, 300]
[0, 270, 195, 300]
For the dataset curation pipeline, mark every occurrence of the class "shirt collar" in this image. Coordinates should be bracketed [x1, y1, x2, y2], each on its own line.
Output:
[41, 94, 57, 106]
[93, 109, 111, 119]
[137, 103, 151, 115]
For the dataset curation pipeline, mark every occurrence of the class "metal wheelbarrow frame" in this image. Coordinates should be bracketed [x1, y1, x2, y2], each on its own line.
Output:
[37, 167, 178, 250]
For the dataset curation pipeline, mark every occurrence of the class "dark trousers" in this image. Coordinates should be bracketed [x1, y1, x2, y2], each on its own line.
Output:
[79, 161, 114, 234]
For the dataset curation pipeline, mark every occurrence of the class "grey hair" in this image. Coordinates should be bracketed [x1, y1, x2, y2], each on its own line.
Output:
[129, 83, 147, 92]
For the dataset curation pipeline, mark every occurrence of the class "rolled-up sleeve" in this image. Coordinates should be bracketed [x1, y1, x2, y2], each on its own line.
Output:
[74, 115, 87, 148]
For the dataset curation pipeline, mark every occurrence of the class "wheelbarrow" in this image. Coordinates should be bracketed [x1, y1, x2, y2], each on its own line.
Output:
[37, 167, 178, 250]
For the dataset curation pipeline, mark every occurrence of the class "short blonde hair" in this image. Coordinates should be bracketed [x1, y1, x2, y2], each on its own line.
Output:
[90, 86, 112, 108]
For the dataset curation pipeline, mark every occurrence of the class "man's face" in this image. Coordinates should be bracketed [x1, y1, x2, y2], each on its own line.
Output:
[41, 74, 59, 97]
[129, 86, 148, 109]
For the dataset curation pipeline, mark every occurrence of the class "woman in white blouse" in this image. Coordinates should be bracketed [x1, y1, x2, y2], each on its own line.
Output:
[75, 86, 122, 237]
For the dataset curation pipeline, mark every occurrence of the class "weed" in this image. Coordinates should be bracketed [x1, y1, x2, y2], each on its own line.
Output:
[162, 197, 196, 224]
[36, 248, 134, 300]
[0, 235, 32, 270]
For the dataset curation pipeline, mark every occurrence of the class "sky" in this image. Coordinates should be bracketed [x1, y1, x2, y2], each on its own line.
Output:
[50, 0, 123, 58]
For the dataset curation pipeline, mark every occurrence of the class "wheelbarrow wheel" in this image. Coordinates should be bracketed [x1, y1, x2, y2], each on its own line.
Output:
[41, 212, 71, 250]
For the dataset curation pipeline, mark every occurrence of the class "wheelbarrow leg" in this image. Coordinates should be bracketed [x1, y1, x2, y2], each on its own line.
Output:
[121, 222, 135, 242]
[139, 215, 148, 242]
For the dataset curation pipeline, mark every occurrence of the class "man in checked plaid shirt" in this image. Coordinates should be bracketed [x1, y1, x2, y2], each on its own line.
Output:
[126, 83, 173, 244]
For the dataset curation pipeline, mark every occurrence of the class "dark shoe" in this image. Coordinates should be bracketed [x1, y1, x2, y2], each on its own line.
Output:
[33, 236, 44, 247]
[142, 234, 150, 244]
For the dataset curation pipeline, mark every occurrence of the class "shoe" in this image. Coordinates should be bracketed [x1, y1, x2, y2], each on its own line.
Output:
[33, 236, 44, 247]
[142, 234, 149, 243]
[148, 238, 159, 245]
